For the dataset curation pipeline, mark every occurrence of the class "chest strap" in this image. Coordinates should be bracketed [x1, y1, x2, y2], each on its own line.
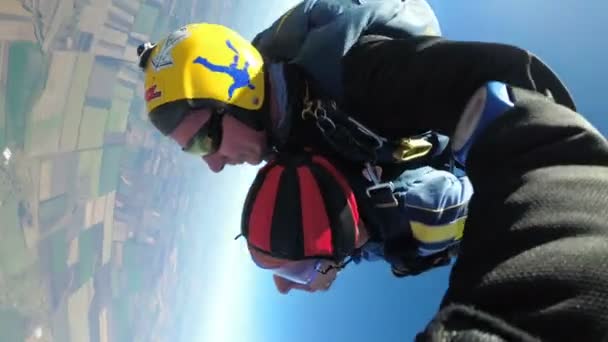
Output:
[300, 82, 439, 165]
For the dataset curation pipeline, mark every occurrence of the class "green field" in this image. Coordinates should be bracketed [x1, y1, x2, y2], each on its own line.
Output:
[4, 42, 50, 149]
[25, 115, 63, 156]
[111, 296, 134, 342]
[151, 13, 171, 41]
[112, 83, 134, 101]
[38, 194, 69, 230]
[0, 309, 27, 342]
[133, 4, 160, 35]
[0, 81, 5, 148]
[77, 106, 109, 150]
[106, 98, 130, 133]
[0, 198, 35, 277]
[78, 149, 103, 198]
[98, 145, 124, 196]
[76, 223, 103, 288]
[48, 229, 69, 280]
[60, 54, 94, 152]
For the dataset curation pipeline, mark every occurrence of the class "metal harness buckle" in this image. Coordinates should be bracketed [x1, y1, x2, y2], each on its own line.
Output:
[366, 182, 399, 208]
[393, 138, 434, 162]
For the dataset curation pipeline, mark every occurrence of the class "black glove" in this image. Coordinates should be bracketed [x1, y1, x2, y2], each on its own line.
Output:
[383, 234, 456, 278]
[390, 249, 453, 278]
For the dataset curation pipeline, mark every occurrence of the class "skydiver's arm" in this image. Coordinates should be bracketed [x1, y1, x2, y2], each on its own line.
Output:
[415, 88, 608, 341]
[341, 36, 576, 140]
[382, 169, 471, 276]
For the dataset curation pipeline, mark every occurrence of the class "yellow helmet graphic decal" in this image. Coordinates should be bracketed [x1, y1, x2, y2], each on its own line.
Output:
[143, 23, 265, 115]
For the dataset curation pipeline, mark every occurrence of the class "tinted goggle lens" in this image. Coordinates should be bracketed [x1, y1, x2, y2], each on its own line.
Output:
[269, 258, 348, 286]
[183, 133, 217, 156]
[272, 259, 325, 286]
[182, 112, 223, 156]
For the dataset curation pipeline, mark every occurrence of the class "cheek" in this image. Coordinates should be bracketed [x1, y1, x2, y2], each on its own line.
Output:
[219, 116, 266, 156]
[310, 268, 339, 291]
[216, 138, 242, 158]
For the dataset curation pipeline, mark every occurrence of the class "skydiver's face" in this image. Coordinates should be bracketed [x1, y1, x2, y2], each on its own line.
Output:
[272, 264, 340, 294]
[255, 256, 341, 295]
[170, 108, 268, 173]
[253, 223, 371, 295]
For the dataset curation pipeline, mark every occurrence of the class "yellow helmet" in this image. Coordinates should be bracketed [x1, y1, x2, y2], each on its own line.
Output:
[139, 23, 266, 134]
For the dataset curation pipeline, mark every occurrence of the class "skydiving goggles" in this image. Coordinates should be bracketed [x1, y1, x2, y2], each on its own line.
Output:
[181, 107, 225, 157]
[260, 257, 355, 286]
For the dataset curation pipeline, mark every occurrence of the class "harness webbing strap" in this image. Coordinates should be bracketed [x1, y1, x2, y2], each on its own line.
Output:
[298, 81, 455, 209]
[300, 82, 438, 165]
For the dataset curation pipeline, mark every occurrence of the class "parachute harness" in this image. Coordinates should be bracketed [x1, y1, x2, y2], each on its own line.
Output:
[300, 81, 437, 208]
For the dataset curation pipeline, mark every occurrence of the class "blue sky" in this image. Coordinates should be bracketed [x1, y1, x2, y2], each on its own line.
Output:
[184, 1, 607, 341]
[430, 0, 607, 134]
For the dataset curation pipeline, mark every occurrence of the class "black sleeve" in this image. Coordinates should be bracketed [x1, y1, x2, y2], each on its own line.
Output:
[417, 91, 608, 341]
[341, 36, 576, 140]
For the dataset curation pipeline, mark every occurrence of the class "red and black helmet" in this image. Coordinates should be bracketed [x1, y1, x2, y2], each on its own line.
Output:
[241, 152, 361, 262]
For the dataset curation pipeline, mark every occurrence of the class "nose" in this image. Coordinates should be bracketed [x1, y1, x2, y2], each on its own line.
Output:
[202, 155, 226, 173]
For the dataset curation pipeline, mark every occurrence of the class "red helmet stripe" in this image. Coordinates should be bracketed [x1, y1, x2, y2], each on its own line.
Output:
[297, 166, 334, 256]
[248, 165, 284, 251]
[311, 156, 360, 244]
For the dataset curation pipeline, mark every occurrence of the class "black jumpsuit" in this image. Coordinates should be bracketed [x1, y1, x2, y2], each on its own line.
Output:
[342, 36, 608, 341]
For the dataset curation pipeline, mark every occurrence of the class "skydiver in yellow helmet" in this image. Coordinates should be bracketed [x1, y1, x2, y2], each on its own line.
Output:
[137, 2, 575, 174]
[136, 0, 446, 174]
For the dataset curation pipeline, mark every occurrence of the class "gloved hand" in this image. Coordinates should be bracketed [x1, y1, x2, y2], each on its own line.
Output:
[383, 234, 457, 277]
[390, 249, 453, 277]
